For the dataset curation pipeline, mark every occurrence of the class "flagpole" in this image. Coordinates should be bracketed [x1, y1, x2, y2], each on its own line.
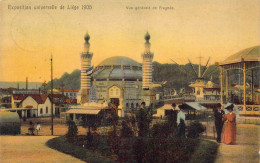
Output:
[51, 54, 54, 135]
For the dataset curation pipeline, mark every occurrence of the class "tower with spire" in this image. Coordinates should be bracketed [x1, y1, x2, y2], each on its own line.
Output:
[78, 32, 93, 104]
[142, 32, 154, 89]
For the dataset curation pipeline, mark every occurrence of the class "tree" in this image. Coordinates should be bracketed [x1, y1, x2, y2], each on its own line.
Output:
[120, 119, 134, 138]
[66, 120, 78, 142]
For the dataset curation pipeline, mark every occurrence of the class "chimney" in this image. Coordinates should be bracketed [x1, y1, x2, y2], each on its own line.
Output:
[26, 77, 28, 90]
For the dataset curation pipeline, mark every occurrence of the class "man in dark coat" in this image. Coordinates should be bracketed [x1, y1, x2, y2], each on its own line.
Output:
[167, 103, 178, 133]
[214, 103, 225, 143]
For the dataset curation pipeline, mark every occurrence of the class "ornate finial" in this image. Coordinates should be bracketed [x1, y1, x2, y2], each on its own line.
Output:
[210, 75, 213, 81]
[84, 32, 90, 43]
[144, 32, 150, 42]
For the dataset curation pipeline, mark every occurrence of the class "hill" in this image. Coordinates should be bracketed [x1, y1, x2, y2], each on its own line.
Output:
[45, 62, 220, 91]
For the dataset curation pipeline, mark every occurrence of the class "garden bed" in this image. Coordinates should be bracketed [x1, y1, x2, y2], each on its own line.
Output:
[46, 135, 219, 163]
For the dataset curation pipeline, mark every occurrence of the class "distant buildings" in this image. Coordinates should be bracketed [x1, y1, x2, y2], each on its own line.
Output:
[53, 88, 78, 99]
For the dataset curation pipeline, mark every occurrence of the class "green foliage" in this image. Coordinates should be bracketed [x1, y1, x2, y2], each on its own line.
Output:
[153, 62, 220, 90]
[107, 131, 120, 154]
[66, 120, 78, 142]
[120, 119, 134, 138]
[97, 137, 111, 155]
[136, 108, 152, 137]
[46, 136, 116, 163]
[45, 69, 81, 90]
[187, 121, 206, 139]
[133, 137, 147, 163]
[151, 122, 171, 138]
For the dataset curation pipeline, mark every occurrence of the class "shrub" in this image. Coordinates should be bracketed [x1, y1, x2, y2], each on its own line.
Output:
[136, 108, 152, 137]
[133, 138, 147, 163]
[66, 120, 78, 142]
[187, 121, 205, 138]
[151, 122, 171, 138]
[120, 120, 134, 138]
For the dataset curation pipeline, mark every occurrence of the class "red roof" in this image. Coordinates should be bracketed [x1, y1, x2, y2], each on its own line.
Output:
[17, 94, 49, 104]
[25, 105, 33, 108]
[13, 94, 28, 100]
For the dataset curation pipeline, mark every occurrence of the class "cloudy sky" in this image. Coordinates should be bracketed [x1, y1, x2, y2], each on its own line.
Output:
[0, 0, 259, 82]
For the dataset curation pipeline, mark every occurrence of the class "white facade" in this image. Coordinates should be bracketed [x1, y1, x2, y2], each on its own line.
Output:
[142, 32, 154, 89]
[20, 95, 55, 117]
[78, 32, 93, 104]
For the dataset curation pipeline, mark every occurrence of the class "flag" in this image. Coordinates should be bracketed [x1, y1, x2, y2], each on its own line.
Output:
[86, 66, 94, 76]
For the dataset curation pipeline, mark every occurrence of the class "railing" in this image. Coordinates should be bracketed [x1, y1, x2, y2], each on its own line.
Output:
[237, 105, 260, 116]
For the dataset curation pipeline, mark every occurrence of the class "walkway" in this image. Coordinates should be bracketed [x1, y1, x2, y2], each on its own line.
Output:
[0, 136, 85, 163]
[215, 124, 260, 163]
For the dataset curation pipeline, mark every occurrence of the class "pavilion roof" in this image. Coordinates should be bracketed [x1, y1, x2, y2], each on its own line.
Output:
[219, 46, 260, 66]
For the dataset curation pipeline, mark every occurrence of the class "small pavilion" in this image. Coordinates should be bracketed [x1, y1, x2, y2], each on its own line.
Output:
[216, 45, 260, 116]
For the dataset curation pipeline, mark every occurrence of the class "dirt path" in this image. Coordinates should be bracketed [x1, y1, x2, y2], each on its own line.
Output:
[215, 124, 260, 163]
[0, 136, 85, 163]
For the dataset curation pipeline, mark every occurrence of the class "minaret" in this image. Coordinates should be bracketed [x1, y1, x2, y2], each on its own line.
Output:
[79, 32, 93, 103]
[142, 32, 154, 89]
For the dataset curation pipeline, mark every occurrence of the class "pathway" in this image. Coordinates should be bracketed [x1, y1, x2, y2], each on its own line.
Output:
[215, 124, 260, 163]
[0, 136, 85, 163]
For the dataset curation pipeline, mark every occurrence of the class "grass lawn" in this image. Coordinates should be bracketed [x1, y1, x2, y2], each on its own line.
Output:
[46, 136, 117, 163]
[190, 139, 219, 163]
[46, 136, 219, 163]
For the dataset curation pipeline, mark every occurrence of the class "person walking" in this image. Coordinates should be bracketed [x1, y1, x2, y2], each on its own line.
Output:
[36, 122, 41, 135]
[222, 104, 236, 145]
[176, 104, 186, 138]
[214, 103, 225, 143]
[167, 103, 178, 134]
[28, 121, 35, 135]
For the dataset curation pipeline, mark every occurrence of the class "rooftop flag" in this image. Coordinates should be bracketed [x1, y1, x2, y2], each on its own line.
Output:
[86, 66, 94, 76]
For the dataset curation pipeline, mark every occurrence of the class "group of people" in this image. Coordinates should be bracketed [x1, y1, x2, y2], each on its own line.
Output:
[214, 103, 236, 145]
[170, 102, 237, 144]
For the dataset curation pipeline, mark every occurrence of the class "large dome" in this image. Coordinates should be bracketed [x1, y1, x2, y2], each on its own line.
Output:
[92, 56, 142, 81]
[220, 45, 260, 65]
[98, 56, 141, 67]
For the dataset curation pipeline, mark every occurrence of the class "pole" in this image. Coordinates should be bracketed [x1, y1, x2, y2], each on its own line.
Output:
[220, 67, 223, 105]
[243, 62, 246, 109]
[51, 55, 54, 135]
[226, 70, 229, 102]
[251, 70, 254, 103]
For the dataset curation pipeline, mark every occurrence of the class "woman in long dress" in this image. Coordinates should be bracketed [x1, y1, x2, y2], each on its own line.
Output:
[222, 104, 236, 145]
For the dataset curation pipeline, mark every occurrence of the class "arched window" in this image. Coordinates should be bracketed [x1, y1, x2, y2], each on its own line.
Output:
[46, 107, 48, 114]
[116, 89, 119, 95]
[40, 108, 43, 114]
[136, 103, 139, 108]
[131, 103, 134, 108]
[110, 89, 114, 95]
[126, 103, 129, 108]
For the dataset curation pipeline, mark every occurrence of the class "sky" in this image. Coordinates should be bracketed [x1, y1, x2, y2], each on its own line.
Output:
[0, 0, 259, 82]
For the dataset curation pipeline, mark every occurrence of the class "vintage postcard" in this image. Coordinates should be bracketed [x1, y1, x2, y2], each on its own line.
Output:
[0, 0, 259, 162]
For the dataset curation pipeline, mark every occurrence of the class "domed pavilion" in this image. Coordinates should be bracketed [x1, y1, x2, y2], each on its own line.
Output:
[217, 45, 260, 116]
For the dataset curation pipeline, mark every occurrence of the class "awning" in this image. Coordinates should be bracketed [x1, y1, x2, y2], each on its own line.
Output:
[183, 102, 207, 111]
[66, 109, 101, 115]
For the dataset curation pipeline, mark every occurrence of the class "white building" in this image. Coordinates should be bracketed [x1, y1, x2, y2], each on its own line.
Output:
[10, 94, 55, 118]
[53, 88, 78, 99]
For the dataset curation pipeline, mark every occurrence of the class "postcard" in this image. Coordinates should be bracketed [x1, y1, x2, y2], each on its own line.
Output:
[0, 0, 259, 162]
